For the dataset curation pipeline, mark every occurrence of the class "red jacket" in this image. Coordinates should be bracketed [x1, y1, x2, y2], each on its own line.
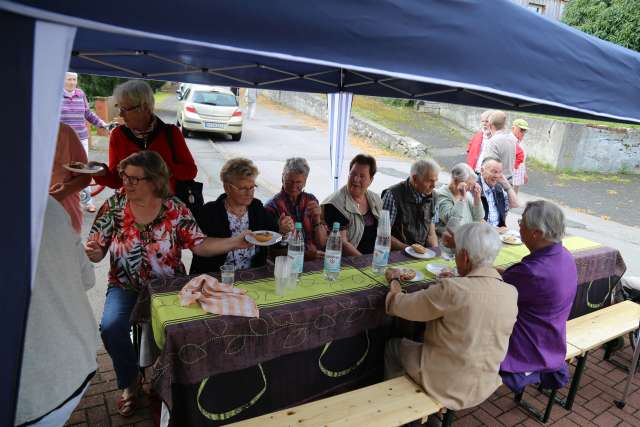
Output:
[515, 143, 525, 169]
[466, 131, 483, 169]
[95, 118, 197, 191]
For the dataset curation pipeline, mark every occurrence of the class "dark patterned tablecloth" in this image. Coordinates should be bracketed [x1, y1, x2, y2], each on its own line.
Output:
[134, 240, 625, 424]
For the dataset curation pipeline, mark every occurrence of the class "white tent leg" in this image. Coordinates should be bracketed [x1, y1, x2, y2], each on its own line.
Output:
[327, 92, 353, 192]
[31, 21, 75, 285]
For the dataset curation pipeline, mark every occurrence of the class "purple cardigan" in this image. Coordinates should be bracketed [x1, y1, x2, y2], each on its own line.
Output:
[60, 88, 105, 141]
[500, 243, 578, 373]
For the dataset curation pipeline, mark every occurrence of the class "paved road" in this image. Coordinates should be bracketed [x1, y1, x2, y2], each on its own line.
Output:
[82, 94, 640, 322]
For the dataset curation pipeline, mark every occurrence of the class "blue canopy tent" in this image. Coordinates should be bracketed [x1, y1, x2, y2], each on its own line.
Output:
[2, 0, 640, 423]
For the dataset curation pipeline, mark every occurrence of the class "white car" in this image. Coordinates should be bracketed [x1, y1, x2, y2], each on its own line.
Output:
[176, 84, 243, 141]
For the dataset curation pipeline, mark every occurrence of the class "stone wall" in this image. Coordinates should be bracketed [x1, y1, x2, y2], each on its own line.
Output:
[262, 91, 428, 158]
[419, 102, 640, 173]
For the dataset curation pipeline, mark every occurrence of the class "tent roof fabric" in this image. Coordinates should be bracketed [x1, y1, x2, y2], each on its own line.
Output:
[4, 0, 640, 123]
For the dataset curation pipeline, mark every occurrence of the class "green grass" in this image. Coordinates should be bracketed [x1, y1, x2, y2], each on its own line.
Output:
[519, 112, 640, 129]
[154, 91, 170, 106]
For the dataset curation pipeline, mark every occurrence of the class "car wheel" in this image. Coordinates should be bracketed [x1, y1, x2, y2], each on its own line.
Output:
[231, 132, 242, 141]
[178, 119, 190, 138]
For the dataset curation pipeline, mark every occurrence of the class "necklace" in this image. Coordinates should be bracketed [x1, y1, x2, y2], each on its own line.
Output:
[225, 199, 247, 217]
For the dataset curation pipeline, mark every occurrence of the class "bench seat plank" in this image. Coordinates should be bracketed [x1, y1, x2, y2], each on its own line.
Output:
[227, 375, 442, 427]
[567, 301, 640, 352]
[566, 342, 582, 360]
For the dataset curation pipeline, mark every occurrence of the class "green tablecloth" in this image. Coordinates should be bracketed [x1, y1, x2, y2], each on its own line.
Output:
[151, 235, 602, 348]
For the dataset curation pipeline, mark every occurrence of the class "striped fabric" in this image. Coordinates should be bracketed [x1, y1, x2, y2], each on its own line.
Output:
[60, 88, 105, 140]
[179, 274, 259, 318]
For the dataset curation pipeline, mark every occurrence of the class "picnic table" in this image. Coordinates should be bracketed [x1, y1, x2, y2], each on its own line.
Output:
[134, 236, 625, 426]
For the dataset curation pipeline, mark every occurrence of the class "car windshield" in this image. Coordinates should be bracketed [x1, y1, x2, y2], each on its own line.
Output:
[191, 91, 238, 107]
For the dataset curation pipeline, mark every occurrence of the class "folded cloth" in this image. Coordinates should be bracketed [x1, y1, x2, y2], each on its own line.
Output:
[179, 274, 259, 318]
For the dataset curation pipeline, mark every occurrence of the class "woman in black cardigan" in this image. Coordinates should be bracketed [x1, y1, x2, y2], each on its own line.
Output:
[190, 158, 290, 275]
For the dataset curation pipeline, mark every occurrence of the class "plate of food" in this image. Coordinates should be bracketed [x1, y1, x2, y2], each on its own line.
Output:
[404, 244, 436, 259]
[425, 263, 457, 278]
[63, 161, 104, 174]
[501, 234, 522, 245]
[245, 230, 282, 246]
[398, 268, 424, 282]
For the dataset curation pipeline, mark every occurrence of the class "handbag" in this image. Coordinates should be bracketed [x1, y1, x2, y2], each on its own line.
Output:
[164, 125, 204, 211]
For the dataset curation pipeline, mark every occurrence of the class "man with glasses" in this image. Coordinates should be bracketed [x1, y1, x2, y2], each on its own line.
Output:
[499, 200, 577, 397]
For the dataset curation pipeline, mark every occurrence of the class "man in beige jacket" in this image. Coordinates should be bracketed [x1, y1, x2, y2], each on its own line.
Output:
[384, 222, 518, 411]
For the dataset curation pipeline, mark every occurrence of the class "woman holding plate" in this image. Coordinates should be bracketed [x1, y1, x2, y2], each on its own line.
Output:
[85, 151, 249, 417]
[190, 158, 291, 274]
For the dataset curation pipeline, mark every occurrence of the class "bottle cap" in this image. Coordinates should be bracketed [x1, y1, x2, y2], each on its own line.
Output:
[295, 222, 302, 229]
[332, 222, 340, 230]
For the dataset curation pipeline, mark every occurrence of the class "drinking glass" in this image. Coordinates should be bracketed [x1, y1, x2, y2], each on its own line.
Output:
[220, 264, 235, 286]
[274, 256, 291, 296]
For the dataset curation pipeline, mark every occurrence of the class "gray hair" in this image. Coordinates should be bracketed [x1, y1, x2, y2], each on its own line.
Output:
[282, 157, 310, 177]
[113, 80, 155, 112]
[411, 159, 440, 177]
[522, 200, 565, 243]
[454, 222, 502, 268]
[450, 163, 476, 183]
[480, 110, 493, 122]
[65, 72, 78, 78]
[481, 156, 502, 166]
[489, 110, 507, 130]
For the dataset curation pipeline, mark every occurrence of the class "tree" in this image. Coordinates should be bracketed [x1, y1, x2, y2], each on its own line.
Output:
[562, 0, 640, 53]
[78, 75, 166, 100]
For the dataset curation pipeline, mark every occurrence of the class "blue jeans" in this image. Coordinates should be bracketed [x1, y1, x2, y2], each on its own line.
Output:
[100, 287, 139, 389]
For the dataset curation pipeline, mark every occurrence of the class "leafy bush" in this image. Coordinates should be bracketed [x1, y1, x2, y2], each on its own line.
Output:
[381, 97, 415, 108]
[562, 0, 640, 52]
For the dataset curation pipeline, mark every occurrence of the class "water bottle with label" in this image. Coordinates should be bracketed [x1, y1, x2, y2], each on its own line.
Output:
[372, 209, 391, 274]
[287, 222, 305, 286]
[324, 222, 342, 281]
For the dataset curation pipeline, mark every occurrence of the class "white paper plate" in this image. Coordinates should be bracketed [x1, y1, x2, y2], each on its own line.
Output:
[63, 163, 104, 174]
[245, 230, 282, 246]
[426, 263, 457, 277]
[501, 235, 523, 245]
[404, 246, 436, 259]
[399, 268, 424, 282]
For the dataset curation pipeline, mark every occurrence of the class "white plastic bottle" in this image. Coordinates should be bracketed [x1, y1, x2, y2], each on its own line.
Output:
[324, 222, 342, 281]
[372, 210, 391, 274]
[287, 222, 305, 286]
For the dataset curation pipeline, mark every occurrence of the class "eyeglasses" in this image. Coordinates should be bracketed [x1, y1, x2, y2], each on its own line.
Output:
[120, 172, 149, 185]
[229, 183, 258, 194]
[117, 104, 142, 115]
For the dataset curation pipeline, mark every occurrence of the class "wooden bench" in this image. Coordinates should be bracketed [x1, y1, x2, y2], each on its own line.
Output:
[517, 300, 640, 423]
[227, 375, 449, 427]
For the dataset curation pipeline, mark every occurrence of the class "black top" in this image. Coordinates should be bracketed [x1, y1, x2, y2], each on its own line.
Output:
[189, 194, 278, 275]
[323, 204, 378, 254]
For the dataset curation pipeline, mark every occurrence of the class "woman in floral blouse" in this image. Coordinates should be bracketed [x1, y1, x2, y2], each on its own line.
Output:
[85, 151, 250, 417]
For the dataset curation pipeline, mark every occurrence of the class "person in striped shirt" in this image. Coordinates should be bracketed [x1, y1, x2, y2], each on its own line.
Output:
[61, 72, 109, 212]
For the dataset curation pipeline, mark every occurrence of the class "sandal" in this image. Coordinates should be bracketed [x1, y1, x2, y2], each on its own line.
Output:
[117, 393, 137, 417]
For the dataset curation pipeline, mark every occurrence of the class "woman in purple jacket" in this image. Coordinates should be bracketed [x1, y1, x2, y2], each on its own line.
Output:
[60, 72, 109, 212]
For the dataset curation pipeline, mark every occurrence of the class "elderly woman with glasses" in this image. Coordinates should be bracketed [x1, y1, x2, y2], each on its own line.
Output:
[85, 151, 249, 417]
[190, 158, 290, 274]
[265, 157, 326, 260]
[92, 79, 197, 193]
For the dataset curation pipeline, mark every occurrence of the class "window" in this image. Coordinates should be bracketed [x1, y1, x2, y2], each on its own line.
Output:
[528, 2, 546, 14]
[191, 91, 238, 107]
